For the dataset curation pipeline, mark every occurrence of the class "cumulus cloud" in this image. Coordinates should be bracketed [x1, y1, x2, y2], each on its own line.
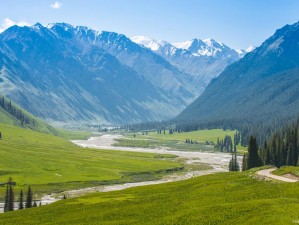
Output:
[0, 18, 31, 33]
[50, 1, 62, 9]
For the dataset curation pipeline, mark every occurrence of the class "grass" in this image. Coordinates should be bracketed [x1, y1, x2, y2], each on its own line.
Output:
[1, 170, 299, 224]
[117, 129, 246, 152]
[139, 129, 237, 143]
[113, 138, 150, 148]
[0, 95, 91, 140]
[273, 166, 299, 177]
[0, 123, 181, 199]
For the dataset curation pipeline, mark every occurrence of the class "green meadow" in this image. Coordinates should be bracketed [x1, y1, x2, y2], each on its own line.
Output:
[116, 129, 246, 151]
[1, 169, 299, 224]
[273, 166, 299, 176]
[0, 123, 181, 199]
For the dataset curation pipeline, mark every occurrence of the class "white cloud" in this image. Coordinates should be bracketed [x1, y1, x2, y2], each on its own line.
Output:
[0, 18, 31, 33]
[50, 1, 62, 9]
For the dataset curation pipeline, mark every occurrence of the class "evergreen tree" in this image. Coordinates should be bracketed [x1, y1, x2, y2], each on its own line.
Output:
[25, 185, 33, 208]
[4, 177, 15, 212]
[4, 185, 9, 212]
[18, 189, 24, 210]
[242, 153, 247, 171]
[8, 185, 14, 211]
[286, 143, 295, 166]
[229, 145, 239, 171]
[246, 136, 262, 170]
[265, 147, 271, 165]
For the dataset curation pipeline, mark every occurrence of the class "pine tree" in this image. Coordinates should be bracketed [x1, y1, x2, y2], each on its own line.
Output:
[4, 185, 9, 212]
[4, 177, 15, 212]
[265, 147, 271, 165]
[25, 185, 33, 208]
[286, 143, 295, 166]
[242, 153, 247, 171]
[18, 190, 24, 210]
[8, 185, 14, 211]
[246, 136, 262, 170]
[229, 145, 239, 171]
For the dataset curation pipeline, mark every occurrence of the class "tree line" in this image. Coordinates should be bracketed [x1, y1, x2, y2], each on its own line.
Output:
[0, 96, 35, 126]
[3, 177, 37, 212]
[241, 118, 299, 170]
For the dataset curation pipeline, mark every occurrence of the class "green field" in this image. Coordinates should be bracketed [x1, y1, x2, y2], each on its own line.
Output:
[273, 166, 299, 176]
[0, 123, 181, 199]
[145, 129, 237, 143]
[116, 129, 246, 152]
[1, 169, 299, 224]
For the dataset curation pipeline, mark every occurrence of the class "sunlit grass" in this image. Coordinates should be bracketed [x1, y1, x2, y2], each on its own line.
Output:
[0, 123, 181, 199]
[2, 170, 299, 224]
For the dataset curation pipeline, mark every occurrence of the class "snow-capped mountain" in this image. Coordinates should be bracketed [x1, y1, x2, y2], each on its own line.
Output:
[176, 21, 299, 124]
[0, 22, 248, 125]
[173, 38, 239, 58]
[0, 23, 197, 125]
[236, 45, 256, 57]
[132, 36, 242, 93]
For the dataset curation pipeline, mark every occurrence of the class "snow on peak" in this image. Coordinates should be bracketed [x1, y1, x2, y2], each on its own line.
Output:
[131, 36, 168, 51]
[236, 49, 245, 55]
[235, 45, 257, 58]
[203, 38, 223, 47]
[172, 38, 232, 57]
[246, 45, 256, 53]
[172, 40, 193, 50]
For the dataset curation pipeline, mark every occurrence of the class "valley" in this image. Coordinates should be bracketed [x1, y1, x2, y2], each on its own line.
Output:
[0, 2, 299, 224]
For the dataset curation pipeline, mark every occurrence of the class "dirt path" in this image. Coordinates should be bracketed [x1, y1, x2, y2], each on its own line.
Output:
[40, 134, 233, 204]
[257, 168, 298, 182]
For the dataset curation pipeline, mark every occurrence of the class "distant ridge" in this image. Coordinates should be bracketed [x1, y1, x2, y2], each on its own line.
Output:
[176, 21, 299, 125]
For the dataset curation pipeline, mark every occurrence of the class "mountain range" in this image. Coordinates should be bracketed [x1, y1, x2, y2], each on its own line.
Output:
[176, 21, 299, 125]
[132, 36, 247, 93]
[0, 22, 243, 125]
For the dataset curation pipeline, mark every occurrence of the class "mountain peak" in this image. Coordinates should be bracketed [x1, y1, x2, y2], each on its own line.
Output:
[33, 22, 44, 29]
[47, 22, 74, 31]
[131, 36, 169, 51]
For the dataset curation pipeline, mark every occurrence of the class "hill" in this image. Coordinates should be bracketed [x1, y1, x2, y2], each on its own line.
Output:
[1, 169, 298, 224]
[0, 94, 59, 135]
[176, 21, 299, 127]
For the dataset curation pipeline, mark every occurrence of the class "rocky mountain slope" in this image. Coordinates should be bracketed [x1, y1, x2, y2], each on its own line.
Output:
[176, 21, 299, 124]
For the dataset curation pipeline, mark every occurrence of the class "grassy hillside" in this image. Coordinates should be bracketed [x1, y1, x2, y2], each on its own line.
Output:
[1, 169, 299, 224]
[0, 123, 181, 198]
[0, 95, 89, 139]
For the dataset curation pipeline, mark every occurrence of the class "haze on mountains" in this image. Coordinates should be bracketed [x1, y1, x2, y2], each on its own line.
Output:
[0, 22, 244, 125]
[176, 21, 299, 126]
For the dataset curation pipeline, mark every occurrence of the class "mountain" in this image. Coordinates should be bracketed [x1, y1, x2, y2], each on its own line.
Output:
[0, 23, 198, 126]
[236, 45, 256, 57]
[132, 36, 242, 94]
[176, 21, 299, 125]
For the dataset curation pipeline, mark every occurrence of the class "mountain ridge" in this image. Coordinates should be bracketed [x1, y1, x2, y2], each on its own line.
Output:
[176, 21, 299, 125]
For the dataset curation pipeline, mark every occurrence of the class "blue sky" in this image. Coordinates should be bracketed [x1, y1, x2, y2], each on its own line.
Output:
[0, 0, 299, 49]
